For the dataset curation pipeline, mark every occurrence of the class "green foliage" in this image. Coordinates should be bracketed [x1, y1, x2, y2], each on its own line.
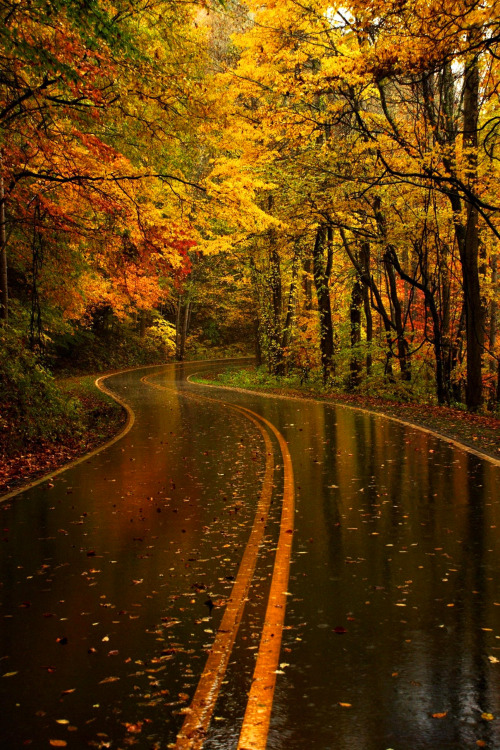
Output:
[196, 360, 438, 406]
[185, 339, 251, 361]
[0, 327, 81, 453]
[51, 311, 170, 375]
[0, 326, 130, 460]
[196, 364, 320, 391]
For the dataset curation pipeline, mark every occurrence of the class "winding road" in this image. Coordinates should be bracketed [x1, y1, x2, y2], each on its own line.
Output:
[1, 360, 499, 750]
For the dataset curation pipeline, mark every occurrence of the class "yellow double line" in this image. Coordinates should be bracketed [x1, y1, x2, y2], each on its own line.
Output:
[141, 375, 295, 750]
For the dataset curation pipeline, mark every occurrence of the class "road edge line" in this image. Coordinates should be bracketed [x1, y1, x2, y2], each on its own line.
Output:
[190, 379, 500, 468]
[0, 375, 135, 503]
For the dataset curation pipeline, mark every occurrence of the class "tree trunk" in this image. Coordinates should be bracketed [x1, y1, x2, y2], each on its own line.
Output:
[0, 152, 7, 324]
[359, 242, 373, 375]
[439, 242, 454, 397]
[384, 252, 411, 380]
[339, 226, 395, 377]
[496, 360, 500, 409]
[29, 199, 43, 351]
[384, 246, 450, 403]
[253, 317, 262, 366]
[249, 256, 264, 367]
[373, 197, 411, 381]
[302, 256, 313, 310]
[276, 244, 300, 376]
[312, 225, 335, 384]
[268, 233, 283, 374]
[175, 300, 191, 361]
[347, 276, 363, 389]
[175, 294, 183, 360]
[182, 301, 191, 358]
[266, 196, 285, 375]
[457, 45, 484, 410]
[489, 254, 498, 407]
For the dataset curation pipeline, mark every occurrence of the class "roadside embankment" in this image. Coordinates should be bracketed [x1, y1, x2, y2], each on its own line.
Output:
[0, 374, 126, 496]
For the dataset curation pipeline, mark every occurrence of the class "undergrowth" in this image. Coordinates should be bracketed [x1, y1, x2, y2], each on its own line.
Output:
[0, 328, 124, 459]
[197, 365, 437, 406]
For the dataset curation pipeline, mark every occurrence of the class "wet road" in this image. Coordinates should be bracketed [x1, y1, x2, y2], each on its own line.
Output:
[1, 361, 499, 750]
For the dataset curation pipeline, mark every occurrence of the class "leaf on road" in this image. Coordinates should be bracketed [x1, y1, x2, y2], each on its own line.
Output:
[125, 722, 143, 734]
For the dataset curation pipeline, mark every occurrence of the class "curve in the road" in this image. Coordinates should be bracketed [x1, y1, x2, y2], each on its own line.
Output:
[0, 371, 136, 503]
[191, 380, 500, 468]
[0, 359, 252, 504]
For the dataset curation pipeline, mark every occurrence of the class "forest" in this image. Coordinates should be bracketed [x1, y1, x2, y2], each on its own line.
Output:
[1, 0, 500, 461]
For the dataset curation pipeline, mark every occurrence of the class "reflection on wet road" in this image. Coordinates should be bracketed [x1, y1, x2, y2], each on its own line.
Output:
[1, 361, 499, 750]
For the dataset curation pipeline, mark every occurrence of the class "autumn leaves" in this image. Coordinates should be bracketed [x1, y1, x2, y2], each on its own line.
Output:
[2, 0, 499, 419]
[203, 0, 500, 409]
[1, 0, 203, 331]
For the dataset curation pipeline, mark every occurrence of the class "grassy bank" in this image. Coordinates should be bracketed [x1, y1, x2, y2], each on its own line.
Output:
[193, 366, 500, 461]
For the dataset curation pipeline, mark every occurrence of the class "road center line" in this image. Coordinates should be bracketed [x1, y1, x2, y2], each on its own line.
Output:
[232, 405, 295, 750]
[141, 374, 278, 749]
[181, 377, 297, 750]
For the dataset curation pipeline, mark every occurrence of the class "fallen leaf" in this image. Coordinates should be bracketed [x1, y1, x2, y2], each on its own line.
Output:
[481, 712, 494, 721]
[339, 702, 352, 708]
[49, 741, 67, 747]
[432, 712, 448, 719]
[125, 723, 143, 734]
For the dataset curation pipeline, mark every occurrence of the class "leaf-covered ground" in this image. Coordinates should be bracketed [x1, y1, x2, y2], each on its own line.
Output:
[0, 376, 126, 496]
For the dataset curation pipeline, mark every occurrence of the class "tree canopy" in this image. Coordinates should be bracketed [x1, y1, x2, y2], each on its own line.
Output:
[2, 0, 499, 411]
